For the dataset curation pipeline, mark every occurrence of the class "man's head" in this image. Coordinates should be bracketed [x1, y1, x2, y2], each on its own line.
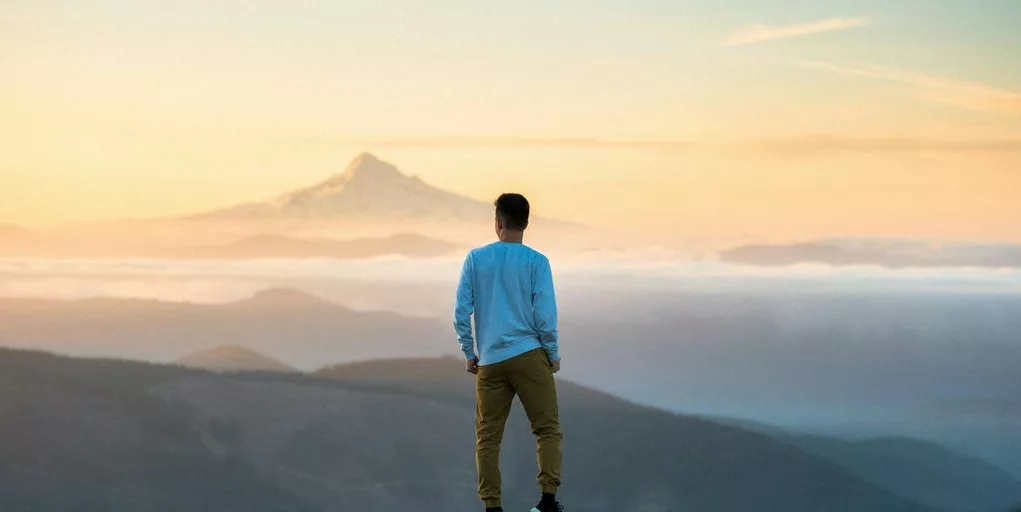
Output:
[494, 193, 530, 239]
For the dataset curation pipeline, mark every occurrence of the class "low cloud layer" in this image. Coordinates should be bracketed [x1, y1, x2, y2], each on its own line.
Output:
[1, 257, 1018, 306]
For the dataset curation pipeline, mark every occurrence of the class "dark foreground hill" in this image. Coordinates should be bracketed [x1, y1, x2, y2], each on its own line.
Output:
[0, 348, 941, 512]
[785, 435, 1021, 512]
[705, 415, 1021, 512]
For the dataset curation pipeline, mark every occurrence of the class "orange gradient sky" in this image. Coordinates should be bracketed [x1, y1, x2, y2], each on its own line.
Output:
[2, 1, 1020, 245]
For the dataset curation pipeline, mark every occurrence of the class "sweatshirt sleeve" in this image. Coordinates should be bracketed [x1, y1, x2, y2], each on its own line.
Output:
[454, 252, 476, 360]
[532, 256, 560, 361]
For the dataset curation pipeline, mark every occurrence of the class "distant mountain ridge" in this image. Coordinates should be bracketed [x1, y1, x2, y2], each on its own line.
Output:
[720, 238, 1021, 268]
[0, 289, 451, 369]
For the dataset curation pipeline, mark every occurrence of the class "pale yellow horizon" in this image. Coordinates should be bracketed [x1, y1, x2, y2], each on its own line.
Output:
[3, 1, 1020, 246]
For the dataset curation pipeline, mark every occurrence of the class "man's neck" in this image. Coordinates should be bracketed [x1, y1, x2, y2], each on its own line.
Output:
[499, 231, 525, 244]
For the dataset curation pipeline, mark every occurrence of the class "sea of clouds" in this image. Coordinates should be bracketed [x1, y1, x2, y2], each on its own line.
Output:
[1, 256, 1019, 304]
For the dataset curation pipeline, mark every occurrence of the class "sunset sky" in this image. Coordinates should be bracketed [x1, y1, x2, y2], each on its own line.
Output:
[3, 0, 1020, 245]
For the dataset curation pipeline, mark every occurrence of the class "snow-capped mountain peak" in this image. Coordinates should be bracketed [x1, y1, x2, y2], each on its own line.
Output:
[201, 153, 487, 220]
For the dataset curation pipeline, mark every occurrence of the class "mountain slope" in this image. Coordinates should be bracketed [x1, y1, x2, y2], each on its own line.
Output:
[702, 415, 1021, 511]
[786, 435, 1021, 512]
[0, 349, 312, 512]
[312, 358, 940, 512]
[176, 345, 298, 373]
[195, 153, 490, 221]
[902, 399, 1021, 480]
[0, 348, 938, 512]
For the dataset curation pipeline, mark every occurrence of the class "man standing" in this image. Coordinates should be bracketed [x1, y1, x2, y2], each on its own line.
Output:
[454, 193, 564, 512]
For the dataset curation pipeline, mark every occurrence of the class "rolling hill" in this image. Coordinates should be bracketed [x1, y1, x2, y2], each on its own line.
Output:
[703, 413, 1021, 511]
[0, 347, 941, 512]
[176, 345, 298, 373]
[784, 435, 1021, 512]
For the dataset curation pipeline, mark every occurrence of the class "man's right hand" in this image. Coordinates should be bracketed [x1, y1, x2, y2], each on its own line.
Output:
[466, 357, 479, 375]
[551, 358, 561, 374]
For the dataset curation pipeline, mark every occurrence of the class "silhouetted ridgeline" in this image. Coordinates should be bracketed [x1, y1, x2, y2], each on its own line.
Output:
[0, 348, 948, 512]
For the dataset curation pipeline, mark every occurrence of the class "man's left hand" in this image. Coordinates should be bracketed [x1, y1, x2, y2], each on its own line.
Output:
[466, 357, 479, 374]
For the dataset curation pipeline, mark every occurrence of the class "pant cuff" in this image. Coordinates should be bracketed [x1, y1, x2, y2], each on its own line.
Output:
[541, 486, 559, 494]
[484, 499, 502, 508]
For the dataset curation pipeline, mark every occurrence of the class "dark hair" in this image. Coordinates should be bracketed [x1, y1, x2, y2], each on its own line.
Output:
[494, 193, 530, 230]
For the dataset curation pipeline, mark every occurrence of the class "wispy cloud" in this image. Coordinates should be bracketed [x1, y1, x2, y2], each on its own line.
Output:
[724, 17, 868, 46]
[804, 62, 1021, 115]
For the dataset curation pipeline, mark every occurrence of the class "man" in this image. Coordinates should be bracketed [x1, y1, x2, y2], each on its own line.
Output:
[454, 193, 564, 512]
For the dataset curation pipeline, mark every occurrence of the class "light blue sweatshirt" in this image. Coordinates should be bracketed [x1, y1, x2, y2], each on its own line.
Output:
[454, 241, 560, 366]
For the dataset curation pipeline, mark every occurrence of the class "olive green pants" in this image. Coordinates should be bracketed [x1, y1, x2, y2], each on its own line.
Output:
[475, 348, 562, 508]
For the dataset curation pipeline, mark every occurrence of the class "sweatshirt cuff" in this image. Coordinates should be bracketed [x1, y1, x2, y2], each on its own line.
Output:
[544, 348, 560, 362]
[463, 349, 477, 361]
